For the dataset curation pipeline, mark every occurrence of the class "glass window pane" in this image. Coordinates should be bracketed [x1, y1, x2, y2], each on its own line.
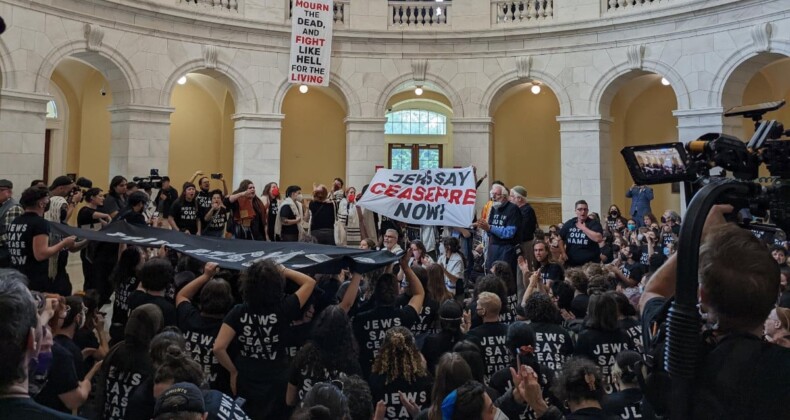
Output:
[46, 100, 57, 119]
[418, 149, 440, 169]
[391, 148, 412, 170]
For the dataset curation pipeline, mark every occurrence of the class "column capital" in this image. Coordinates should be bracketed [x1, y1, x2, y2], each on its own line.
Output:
[108, 104, 175, 124]
[451, 117, 493, 133]
[0, 89, 51, 114]
[672, 107, 725, 118]
[231, 113, 285, 130]
[556, 115, 614, 132]
[344, 117, 387, 132]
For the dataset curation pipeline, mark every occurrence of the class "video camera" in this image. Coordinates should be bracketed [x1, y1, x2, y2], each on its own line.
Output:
[621, 101, 790, 418]
[133, 169, 165, 190]
[66, 175, 93, 201]
[621, 100, 790, 237]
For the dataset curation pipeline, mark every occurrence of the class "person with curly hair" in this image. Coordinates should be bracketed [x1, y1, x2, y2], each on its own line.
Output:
[353, 252, 424, 378]
[369, 326, 432, 419]
[287, 305, 362, 408]
[213, 260, 316, 419]
[523, 292, 574, 374]
[566, 268, 590, 319]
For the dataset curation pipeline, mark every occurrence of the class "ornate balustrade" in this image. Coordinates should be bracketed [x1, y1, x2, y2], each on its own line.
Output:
[388, 2, 451, 29]
[491, 0, 553, 24]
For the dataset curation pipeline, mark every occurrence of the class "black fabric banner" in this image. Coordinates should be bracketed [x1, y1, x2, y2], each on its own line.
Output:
[50, 222, 399, 274]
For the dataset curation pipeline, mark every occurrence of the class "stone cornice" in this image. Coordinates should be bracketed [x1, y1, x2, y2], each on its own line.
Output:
[10, 0, 787, 59]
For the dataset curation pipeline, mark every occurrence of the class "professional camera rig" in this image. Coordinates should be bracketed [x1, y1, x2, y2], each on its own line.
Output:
[620, 101, 790, 419]
[132, 168, 165, 190]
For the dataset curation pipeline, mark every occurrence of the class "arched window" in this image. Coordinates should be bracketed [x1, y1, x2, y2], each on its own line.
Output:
[385, 109, 447, 135]
[46, 100, 58, 119]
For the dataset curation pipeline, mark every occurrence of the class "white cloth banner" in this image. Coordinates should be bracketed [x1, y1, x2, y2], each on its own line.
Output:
[289, 0, 333, 87]
[357, 167, 477, 227]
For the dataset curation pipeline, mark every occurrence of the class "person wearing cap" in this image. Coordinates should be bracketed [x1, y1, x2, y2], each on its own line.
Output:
[0, 179, 23, 268]
[6, 186, 76, 292]
[509, 185, 538, 302]
[49, 175, 80, 222]
[152, 382, 207, 420]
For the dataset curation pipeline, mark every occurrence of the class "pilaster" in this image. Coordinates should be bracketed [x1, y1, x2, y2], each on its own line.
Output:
[232, 113, 285, 190]
[108, 104, 174, 180]
[345, 117, 387, 190]
[557, 115, 613, 221]
[0, 89, 50, 189]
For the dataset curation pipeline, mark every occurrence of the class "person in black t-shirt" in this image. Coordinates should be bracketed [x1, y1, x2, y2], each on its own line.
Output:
[479, 184, 522, 276]
[308, 185, 336, 246]
[287, 305, 362, 409]
[191, 172, 228, 221]
[465, 292, 511, 384]
[560, 200, 604, 267]
[77, 188, 112, 291]
[128, 258, 178, 327]
[574, 293, 635, 395]
[96, 304, 164, 420]
[108, 246, 144, 344]
[154, 177, 178, 220]
[566, 268, 590, 320]
[420, 300, 465, 374]
[523, 292, 574, 374]
[168, 182, 201, 234]
[602, 350, 644, 419]
[37, 296, 102, 414]
[396, 265, 440, 337]
[531, 241, 564, 288]
[354, 253, 424, 377]
[201, 190, 230, 238]
[213, 260, 316, 419]
[606, 205, 626, 234]
[0, 271, 84, 420]
[640, 207, 790, 420]
[276, 185, 304, 242]
[100, 176, 128, 219]
[6, 187, 76, 292]
[176, 262, 235, 394]
[369, 327, 433, 419]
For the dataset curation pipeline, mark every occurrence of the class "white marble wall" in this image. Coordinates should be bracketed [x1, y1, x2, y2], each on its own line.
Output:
[0, 0, 787, 214]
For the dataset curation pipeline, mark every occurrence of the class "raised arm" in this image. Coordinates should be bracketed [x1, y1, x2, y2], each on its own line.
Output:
[176, 262, 218, 306]
[282, 266, 316, 308]
[400, 252, 424, 314]
[339, 272, 362, 313]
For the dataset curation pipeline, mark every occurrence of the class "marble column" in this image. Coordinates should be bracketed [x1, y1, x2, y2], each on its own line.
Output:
[345, 117, 386, 190]
[232, 113, 285, 190]
[0, 89, 49, 189]
[108, 104, 174, 180]
[452, 117, 493, 209]
[557, 115, 613, 220]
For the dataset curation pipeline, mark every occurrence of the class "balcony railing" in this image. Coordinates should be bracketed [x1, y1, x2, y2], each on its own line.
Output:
[604, 0, 663, 11]
[179, 0, 239, 11]
[288, 0, 349, 27]
[389, 2, 451, 29]
[491, 0, 553, 24]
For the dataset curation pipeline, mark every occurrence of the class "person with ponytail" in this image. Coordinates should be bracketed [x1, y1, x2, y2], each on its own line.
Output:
[496, 357, 614, 420]
[291, 382, 351, 420]
[369, 326, 432, 419]
[125, 328, 192, 420]
[602, 350, 644, 419]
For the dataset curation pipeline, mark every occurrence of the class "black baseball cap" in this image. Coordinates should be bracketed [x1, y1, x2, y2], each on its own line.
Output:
[49, 175, 74, 190]
[0, 179, 12, 189]
[153, 382, 206, 416]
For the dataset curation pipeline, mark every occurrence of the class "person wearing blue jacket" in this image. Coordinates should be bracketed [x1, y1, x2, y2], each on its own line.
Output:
[479, 184, 522, 277]
[626, 184, 653, 227]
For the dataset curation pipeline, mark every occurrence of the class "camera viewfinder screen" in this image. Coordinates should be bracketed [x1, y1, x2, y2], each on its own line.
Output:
[633, 147, 686, 178]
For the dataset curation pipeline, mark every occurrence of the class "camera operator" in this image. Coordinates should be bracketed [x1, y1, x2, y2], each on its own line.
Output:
[154, 176, 178, 222]
[639, 205, 790, 419]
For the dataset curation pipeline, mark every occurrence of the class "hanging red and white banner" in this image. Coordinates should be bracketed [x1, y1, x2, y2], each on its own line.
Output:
[289, 0, 333, 87]
[357, 167, 477, 227]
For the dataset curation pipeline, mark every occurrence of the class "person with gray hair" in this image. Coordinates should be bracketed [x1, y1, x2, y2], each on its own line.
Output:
[0, 269, 81, 418]
[510, 185, 539, 300]
[478, 184, 522, 276]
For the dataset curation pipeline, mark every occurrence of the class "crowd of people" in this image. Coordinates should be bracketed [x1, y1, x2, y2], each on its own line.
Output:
[0, 171, 788, 420]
